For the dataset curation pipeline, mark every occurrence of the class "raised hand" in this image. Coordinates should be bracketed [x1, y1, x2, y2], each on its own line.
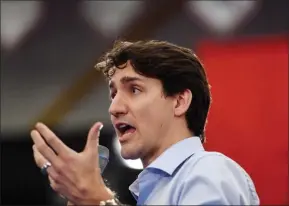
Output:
[31, 122, 114, 205]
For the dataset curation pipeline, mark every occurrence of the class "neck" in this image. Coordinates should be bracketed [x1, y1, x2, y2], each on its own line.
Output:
[141, 120, 193, 168]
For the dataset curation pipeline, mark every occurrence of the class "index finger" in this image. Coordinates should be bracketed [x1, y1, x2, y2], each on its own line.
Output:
[35, 122, 71, 156]
[31, 130, 59, 165]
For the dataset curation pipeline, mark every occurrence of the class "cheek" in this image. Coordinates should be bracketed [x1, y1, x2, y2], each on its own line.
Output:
[134, 97, 172, 134]
[134, 99, 155, 123]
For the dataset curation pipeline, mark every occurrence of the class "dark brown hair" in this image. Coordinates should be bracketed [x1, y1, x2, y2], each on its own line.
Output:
[95, 40, 211, 143]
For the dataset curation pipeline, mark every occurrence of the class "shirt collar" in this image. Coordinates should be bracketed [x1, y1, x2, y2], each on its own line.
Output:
[146, 136, 204, 176]
[129, 137, 204, 199]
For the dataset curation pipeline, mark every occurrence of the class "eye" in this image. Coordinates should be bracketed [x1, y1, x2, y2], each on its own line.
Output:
[131, 87, 141, 95]
[110, 91, 117, 100]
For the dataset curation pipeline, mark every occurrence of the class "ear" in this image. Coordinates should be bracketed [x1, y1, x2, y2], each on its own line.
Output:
[173, 89, 193, 117]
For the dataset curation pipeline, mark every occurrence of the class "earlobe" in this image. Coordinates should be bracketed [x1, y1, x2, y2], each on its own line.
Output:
[174, 89, 193, 117]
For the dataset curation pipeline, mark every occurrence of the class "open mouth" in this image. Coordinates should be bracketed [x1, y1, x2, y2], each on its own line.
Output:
[116, 123, 136, 137]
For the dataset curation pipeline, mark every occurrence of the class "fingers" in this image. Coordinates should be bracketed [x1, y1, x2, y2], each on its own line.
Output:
[32, 144, 57, 179]
[31, 130, 59, 164]
[33, 144, 74, 198]
[48, 171, 76, 203]
[32, 144, 62, 191]
[48, 175, 55, 186]
[67, 201, 75, 206]
[33, 144, 49, 168]
[84, 122, 103, 154]
[33, 144, 69, 198]
[35, 122, 71, 156]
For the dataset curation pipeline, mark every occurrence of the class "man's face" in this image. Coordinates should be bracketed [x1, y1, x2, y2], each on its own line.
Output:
[108, 62, 175, 163]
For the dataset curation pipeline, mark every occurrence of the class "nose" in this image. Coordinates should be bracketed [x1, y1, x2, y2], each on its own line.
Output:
[109, 93, 128, 118]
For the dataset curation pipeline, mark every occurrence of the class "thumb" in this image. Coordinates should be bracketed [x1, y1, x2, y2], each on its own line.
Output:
[84, 122, 103, 154]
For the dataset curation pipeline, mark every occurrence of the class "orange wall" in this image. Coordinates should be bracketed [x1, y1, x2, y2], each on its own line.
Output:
[197, 35, 288, 205]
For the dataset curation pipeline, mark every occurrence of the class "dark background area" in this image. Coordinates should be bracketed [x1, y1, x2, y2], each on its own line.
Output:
[1, 126, 140, 205]
[1, 0, 288, 205]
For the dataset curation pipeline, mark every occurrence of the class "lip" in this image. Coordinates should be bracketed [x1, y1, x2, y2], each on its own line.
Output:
[113, 121, 136, 142]
[118, 130, 136, 143]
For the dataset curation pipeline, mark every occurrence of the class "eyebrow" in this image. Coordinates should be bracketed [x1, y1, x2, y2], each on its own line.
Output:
[109, 76, 143, 89]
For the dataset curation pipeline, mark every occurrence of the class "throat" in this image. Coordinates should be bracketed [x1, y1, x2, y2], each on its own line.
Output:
[140, 148, 164, 168]
[141, 133, 194, 168]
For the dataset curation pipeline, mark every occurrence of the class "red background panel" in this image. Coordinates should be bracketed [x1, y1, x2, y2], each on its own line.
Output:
[197, 35, 288, 205]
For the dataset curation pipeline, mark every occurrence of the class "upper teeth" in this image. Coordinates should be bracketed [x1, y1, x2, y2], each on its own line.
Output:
[119, 124, 127, 128]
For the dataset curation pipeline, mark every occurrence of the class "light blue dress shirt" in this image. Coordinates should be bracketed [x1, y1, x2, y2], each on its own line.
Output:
[129, 137, 260, 205]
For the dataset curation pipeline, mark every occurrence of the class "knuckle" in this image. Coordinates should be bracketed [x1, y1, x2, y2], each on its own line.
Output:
[79, 186, 86, 195]
[71, 192, 81, 203]
[63, 153, 74, 162]
[46, 136, 55, 145]
[53, 166, 62, 174]
[54, 178, 61, 185]
[77, 184, 88, 196]
[54, 163, 65, 175]
[50, 182, 59, 192]
[37, 143, 47, 153]
[59, 163, 66, 172]
[51, 173, 61, 184]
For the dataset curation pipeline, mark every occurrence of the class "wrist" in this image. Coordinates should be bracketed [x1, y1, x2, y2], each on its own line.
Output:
[101, 187, 115, 201]
[92, 187, 115, 205]
[73, 186, 113, 205]
[99, 190, 121, 206]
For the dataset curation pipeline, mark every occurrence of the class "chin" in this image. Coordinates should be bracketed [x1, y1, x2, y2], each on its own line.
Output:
[120, 148, 141, 160]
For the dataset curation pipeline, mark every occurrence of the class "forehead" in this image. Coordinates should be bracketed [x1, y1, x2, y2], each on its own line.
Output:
[109, 62, 145, 85]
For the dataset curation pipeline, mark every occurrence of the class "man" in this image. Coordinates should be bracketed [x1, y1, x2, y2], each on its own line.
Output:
[31, 40, 260, 205]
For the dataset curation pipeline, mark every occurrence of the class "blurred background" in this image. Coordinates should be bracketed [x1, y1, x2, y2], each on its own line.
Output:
[1, 0, 288, 205]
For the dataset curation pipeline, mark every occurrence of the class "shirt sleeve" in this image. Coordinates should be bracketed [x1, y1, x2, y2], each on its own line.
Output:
[178, 154, 260, 205]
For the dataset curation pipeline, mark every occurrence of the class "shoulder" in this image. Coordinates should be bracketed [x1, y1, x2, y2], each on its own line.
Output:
[185, 151, 247, 176]
[184, 151, 252, 187]
[178, 151, 259, 204]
